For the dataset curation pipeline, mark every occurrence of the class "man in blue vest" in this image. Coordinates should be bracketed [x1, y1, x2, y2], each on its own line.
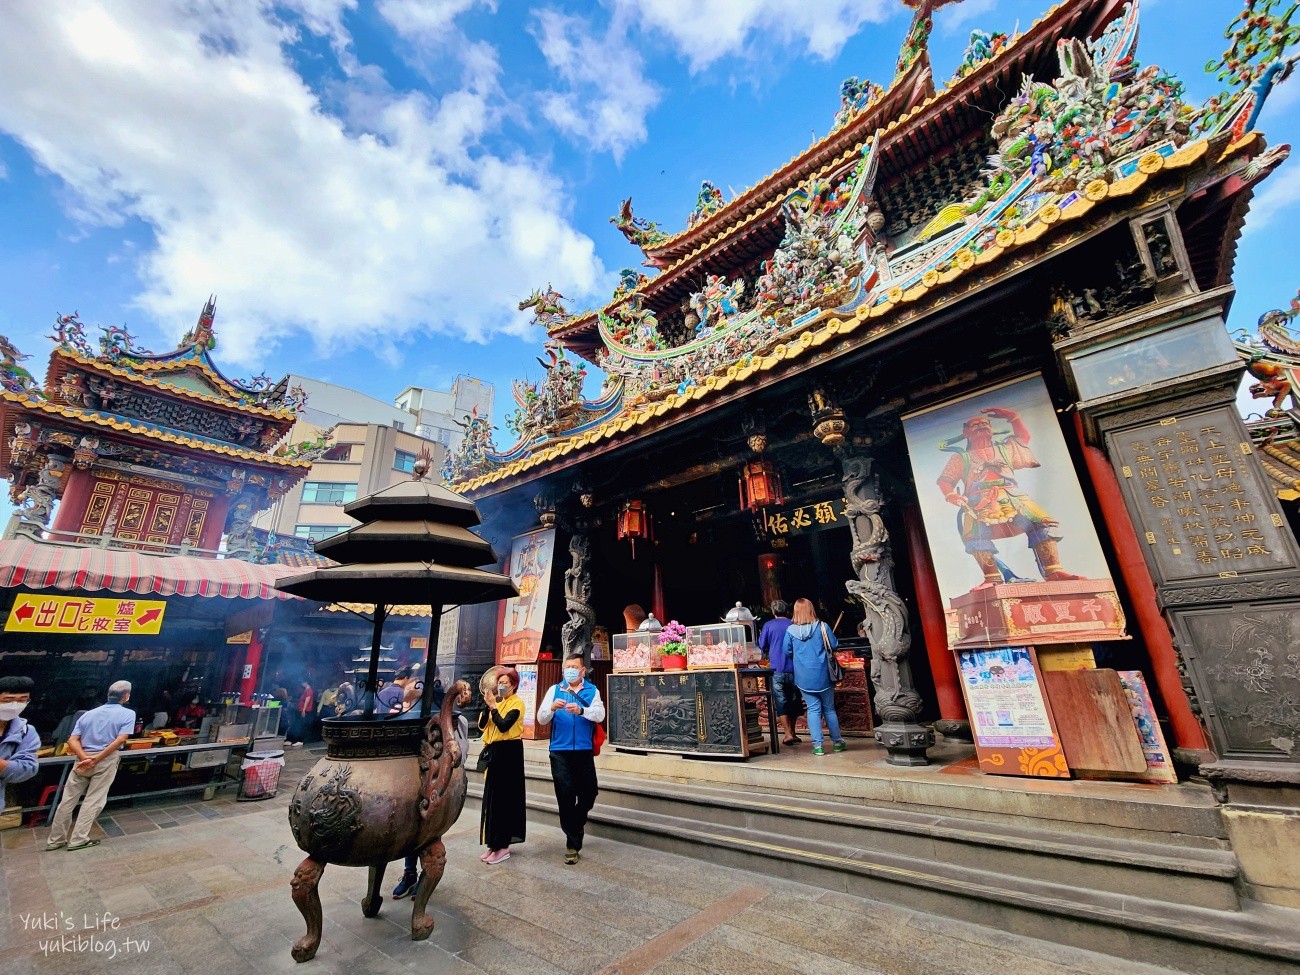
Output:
[536, 653, 604, 865]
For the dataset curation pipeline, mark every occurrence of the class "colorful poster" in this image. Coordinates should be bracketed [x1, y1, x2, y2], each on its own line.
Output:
[958, 647, 1056, 747]
[956, 646, 1069, 779]
[902, 374, 1127, 649]
[498, 528, 556, 664]
[516, 663, 541, 738]
[1117, 670, 1178, 784]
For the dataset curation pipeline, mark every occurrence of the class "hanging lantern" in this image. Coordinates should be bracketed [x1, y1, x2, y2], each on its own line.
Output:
[617, 499, 652, 558]
[738, 459, 785, 512]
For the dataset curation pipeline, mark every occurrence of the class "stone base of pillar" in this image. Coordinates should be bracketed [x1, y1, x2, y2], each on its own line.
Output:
[932, 718, 973, 744]
[873, 722, 935, 767]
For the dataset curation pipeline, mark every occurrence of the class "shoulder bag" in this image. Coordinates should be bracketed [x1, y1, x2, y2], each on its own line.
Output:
[822, 624, 844, 684]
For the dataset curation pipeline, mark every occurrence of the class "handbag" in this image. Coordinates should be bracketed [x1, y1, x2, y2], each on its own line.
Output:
[475, 744, 492, 773]
[822, 624, 844, 684]
[592, 722, 606, 757]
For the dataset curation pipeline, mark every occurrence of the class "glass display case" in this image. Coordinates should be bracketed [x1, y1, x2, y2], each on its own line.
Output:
[612, 631, 658, 671]
[686, 622, 755, 668]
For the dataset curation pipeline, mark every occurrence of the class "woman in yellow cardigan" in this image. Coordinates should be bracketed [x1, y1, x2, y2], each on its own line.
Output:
[478, 667, 526, 865]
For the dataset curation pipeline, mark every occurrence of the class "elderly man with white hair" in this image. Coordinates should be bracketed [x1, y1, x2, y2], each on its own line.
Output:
[47, 679, 135, 852]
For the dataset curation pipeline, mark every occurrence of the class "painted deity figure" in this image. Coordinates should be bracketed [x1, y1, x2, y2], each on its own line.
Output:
[689, 274, 745, 333]
[832, 76, 883, 129]
[686, 181, 725, 230]
[935, 408, 1082, 589]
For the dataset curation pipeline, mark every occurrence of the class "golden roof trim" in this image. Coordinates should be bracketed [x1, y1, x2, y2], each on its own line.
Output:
[1, 393, 312, 468]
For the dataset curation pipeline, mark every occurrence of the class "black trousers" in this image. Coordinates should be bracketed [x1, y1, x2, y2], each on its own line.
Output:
[549, 750, 598, 851]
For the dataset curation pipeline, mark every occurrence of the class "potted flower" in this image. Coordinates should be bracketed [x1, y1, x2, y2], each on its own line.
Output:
[657, 620, 689, 671]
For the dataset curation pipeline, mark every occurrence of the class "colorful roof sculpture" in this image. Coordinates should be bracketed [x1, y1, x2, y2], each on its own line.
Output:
[448, 0, 1296, 496]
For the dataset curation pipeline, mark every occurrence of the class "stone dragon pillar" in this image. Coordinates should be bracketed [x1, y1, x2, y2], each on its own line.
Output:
[839, 447, 934, 766]
[557, 504, 596, 665]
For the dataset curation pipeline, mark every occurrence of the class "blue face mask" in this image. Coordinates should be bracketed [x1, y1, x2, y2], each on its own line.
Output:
[563, 667, 581, 685]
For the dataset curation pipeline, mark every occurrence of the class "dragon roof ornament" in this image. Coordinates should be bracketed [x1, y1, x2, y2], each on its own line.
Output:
[610, 197, 669, 256]
[1236, 288, 1300, 418]
[1200, 0, 1300, 136]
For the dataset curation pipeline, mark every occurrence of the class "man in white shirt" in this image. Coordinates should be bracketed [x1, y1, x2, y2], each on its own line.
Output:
[47, 679, 135, 851]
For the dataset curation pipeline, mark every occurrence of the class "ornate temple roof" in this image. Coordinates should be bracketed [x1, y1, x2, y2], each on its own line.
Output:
[461, 141, 1258, 495]
[446, 0, 1295, 498]
[0, 391, 312, 470]
[552, 0, 1130, 356]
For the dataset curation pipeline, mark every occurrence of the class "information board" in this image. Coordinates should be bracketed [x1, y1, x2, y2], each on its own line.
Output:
[955, 646, 1069, 778]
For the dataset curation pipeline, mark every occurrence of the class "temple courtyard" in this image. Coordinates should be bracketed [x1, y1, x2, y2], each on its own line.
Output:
[1, 747, 1194, 975]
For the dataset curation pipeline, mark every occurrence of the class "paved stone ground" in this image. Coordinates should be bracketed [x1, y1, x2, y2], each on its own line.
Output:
[1, 746, 1188, 975]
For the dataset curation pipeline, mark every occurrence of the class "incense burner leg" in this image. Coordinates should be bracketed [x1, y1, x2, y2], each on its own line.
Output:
[362, 861, 387, 918]
[290, 856, 326, 962]
[410, 838, 447, 941]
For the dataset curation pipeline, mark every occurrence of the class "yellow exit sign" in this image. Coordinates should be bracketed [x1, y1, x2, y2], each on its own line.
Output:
[5, 594, 166, 635]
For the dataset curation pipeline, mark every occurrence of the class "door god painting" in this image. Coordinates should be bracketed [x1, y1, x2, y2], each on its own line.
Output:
[904, 375, 1127, 648]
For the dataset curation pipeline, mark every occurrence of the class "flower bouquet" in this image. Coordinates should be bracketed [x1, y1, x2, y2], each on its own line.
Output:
[657, 620, 689, 670]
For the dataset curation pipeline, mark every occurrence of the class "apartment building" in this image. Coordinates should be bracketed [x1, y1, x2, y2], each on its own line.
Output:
[395, 376, 493, 452]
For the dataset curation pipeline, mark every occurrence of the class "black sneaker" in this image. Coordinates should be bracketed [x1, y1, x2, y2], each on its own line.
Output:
[392, 872, 419, 898]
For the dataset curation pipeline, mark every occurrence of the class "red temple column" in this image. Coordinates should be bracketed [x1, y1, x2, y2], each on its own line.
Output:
[652, 561, 666, 623]
[1072, 414, 1210, 753]
[199, 494, 231, 552]
[238, 629, 266, 703]
[902, 506, 968, 729]
[49, 469, 94, 539]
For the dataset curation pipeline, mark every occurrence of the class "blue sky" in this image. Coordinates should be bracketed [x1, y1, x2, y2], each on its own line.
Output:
[1, 0, 1297, 448]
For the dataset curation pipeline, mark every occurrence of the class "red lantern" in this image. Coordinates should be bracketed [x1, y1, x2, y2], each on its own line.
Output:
[617, 499, 652, 558]
[739, 459, 785, 512]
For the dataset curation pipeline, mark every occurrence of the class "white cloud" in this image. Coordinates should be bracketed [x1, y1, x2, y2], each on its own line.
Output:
[1246, 163, 1300, 234]
[376, 0, 496, 47]
[0, 1, 603, 363]
[939, 0, 998, 37]
[612, 0, 893, 71]
[531, 8, 662, 162]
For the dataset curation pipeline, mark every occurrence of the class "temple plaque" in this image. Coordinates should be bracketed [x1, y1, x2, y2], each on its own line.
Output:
[1106, 405, 1299, 585]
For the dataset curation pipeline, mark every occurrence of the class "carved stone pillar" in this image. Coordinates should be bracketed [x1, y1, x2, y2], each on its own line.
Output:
[558, 513, 595, 664]
[839, 447, 934, 766]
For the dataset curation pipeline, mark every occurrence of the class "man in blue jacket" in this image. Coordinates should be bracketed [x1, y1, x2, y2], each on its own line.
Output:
[0, 675, 41, 814]
[536, 653, 604, 865]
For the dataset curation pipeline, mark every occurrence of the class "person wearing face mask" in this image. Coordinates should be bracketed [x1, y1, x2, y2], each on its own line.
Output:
[536, 653, 604, 865]
[47, 679, 135, 851]
[0, 675, 41, 815]
[476, 667, 526, 866]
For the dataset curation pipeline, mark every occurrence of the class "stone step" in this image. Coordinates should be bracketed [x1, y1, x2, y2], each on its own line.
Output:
[466, 781, 1300, 975]
[581, 744, 1230, 850]
[534, 769, 1241, 912]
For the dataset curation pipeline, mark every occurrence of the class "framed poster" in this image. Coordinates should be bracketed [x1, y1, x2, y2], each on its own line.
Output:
[1116, 670, 1177, 784]
[956, 646, 1069, 778]
[497, 527, 556, 665]
[515, 663, 545, 740]
[903, 374, 1126, 649]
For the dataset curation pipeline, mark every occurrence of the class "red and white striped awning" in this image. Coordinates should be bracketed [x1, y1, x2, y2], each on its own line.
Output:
[0, 539, 299, 600]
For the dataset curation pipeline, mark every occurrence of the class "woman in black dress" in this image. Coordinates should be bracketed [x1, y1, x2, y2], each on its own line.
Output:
[478, 667, 526, 865]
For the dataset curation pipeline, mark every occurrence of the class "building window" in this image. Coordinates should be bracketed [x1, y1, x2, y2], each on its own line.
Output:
[393, 420, 405, 431]
[394, 450, 417, 473]
[322, 443, 353, 461]
[294, 525, 349, 542]
[300, 481, 357, 504]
